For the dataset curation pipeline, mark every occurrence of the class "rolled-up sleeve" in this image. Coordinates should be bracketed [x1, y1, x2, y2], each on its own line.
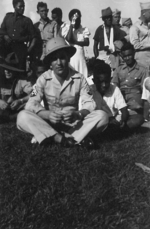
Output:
[80, 76, 96, 112]
[25, 75, 46, 113]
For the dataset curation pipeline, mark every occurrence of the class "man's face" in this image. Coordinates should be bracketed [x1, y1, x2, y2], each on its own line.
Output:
[112, 14, 121, 25]
[103, 16, 112, 27]
[94, 73, 111, 95]
[143, 10, 150, 23]
[121, 49, 135, 66]
[14, 1, 25, 15]
[50, 49, 69, 77]
[38, 6, 48, 20]
[4, 69, 15, 79]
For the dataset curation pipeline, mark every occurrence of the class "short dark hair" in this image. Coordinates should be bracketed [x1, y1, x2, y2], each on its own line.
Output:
[68, 9, 81, 21]
[12, 0, 24, 8]
[121, 42, 134, 52]
[93, 62, 111, 79]
[37, 2, 47, 11]
[51, 7, 62, 18]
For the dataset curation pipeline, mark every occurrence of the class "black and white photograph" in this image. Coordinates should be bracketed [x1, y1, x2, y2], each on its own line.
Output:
[0, 0, 150, 228]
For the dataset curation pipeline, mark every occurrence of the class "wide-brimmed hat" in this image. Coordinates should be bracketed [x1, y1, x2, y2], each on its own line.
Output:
[101, 7, 112, 18]
[43, 37, 76, 64]
[0, 52, 25, 72]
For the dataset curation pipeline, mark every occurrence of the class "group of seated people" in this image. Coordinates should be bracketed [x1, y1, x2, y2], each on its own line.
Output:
[0, 36, 150, 149]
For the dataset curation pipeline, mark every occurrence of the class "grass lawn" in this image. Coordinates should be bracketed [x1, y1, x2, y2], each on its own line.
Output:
[0, 122, 150, 229]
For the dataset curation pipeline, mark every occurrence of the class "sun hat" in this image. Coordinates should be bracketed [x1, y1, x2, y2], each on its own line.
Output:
[43, 37, 76, 64]
[0, 52, 25, 72]
[101, 7, 112, 18]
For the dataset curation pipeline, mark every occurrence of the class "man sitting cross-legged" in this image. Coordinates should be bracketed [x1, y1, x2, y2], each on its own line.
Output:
[112, 42, 147, 129]
[17, 37, 108, 148]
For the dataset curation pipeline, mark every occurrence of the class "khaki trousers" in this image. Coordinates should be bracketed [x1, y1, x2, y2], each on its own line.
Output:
[17, 110, 108, 143]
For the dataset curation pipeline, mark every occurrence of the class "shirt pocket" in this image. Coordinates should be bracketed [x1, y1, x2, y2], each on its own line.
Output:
[61, 95, 79, 106]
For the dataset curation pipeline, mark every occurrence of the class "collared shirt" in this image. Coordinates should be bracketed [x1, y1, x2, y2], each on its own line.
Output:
[0, 12, 36, 42]
[130, 20, 150, 50]
[34, 18, 58, 42]
[112, 61, 148, 91]
[0, 79, 32, 102]
[25, 67, 96, 114]
[90, 84, 127, 117]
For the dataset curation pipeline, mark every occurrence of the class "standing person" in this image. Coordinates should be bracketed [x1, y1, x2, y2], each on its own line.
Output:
[0, 52, 32, 123]
[51, 7, 65, 36]
[112, 9, 121, 27]
[130, 2, 150, 69]
[0, 0, 36, 71]
[17, 37, 108, 148]
[34, 2, 58, 60]
[93, 7, 126, 69]
[62, 9, 90, 79]
[112, 43, 147, 128]
[121, 18, 132, 42]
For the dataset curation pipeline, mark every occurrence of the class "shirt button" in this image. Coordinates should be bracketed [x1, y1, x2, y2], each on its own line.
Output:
[126, 80, 128, 82]
[14, 29, 16, 31]
[12, 34, 14, 36]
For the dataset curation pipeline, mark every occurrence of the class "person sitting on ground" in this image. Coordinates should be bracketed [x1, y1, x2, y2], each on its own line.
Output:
[112, 42, 147, 129]
[91, 62, 130, 132]
[17, 37, 109, 148]
[0, 52, 33, 123]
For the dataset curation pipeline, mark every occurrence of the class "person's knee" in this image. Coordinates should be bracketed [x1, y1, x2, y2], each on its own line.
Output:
[17, 110, 29, 127]
[126, 114, 144, 129]
[94, 110, 109, 124]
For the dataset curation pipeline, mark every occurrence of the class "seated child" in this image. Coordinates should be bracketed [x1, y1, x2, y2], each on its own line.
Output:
[92, 62, 144, 130]
[0, 53, 32, 122]
[91, 62, 128, 130]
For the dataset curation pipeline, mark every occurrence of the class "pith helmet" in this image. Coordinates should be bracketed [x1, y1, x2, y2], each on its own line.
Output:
[44, 37, 76, 64]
